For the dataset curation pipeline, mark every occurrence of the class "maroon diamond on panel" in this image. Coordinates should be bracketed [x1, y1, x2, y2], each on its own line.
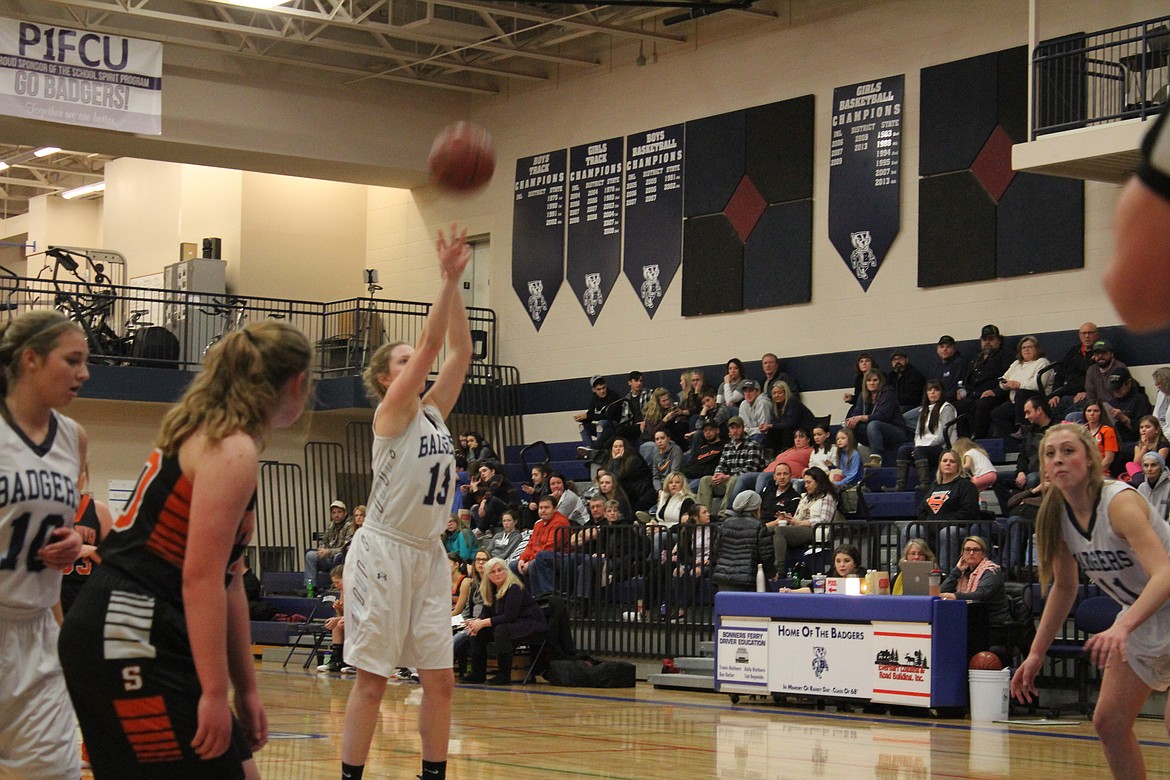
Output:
[723, 175, 768, 243]
[970, 125, 1016, 204]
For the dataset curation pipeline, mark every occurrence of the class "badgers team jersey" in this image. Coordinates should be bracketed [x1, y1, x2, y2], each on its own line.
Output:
[0, 411, 82, 613]
[99, 448, 251, 608]
[1062, 480, 1170, 606]
[365, 404, 455, 540]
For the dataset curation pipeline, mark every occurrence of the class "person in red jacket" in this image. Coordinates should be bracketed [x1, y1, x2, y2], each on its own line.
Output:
[511, 495, 570, 597]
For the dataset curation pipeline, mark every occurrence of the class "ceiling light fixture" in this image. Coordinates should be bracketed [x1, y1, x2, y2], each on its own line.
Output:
[61, 181, 106, 200]
[0, 162, 8, 172]
[33, 146, 61, 157]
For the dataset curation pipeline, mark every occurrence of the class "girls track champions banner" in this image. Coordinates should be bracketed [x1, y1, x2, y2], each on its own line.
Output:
[0, 19, 163, 135]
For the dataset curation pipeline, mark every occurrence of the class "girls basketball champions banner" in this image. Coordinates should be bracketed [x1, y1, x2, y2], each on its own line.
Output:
[828, 74, 903, 291]
[512, 149, 567, 331]
[0, 19, 163, 134]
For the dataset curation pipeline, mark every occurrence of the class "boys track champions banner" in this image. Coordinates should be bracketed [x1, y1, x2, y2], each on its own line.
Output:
[0, 19, 162, 134]
[828, 74, 903, 291]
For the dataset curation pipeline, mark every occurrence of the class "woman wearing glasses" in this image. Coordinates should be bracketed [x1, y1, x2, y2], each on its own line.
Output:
[939, 535, 1011, 661]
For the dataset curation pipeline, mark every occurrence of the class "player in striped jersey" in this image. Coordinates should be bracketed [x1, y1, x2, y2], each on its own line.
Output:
[60, 321, 312, 780]
[0, 310, 88, 780]
[1013, 423, 1170, 779]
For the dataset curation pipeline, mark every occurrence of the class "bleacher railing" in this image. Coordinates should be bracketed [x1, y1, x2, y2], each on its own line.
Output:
[1032, 15, 1169, 137]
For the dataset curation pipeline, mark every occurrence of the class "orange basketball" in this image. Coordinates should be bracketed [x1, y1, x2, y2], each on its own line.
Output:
[969, 650, 1004, 670]
[428, 121, 496, 194]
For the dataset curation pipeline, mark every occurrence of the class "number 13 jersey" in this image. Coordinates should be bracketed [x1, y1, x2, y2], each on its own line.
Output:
[0, 412, 82, 614]
[364, 404, 455, 541]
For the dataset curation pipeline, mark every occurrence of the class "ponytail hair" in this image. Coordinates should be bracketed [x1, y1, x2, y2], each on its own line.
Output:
[156, 320, 311, 453]
[0, 310, 83, 399]
[1034, 424, 1104, 592]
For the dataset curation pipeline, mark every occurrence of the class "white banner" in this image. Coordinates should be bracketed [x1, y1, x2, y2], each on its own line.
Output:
[869, 621, 933, 705]
[768, 620, 872, 698]
[715, 618, 770, 693]
[0, 18, 162, 134]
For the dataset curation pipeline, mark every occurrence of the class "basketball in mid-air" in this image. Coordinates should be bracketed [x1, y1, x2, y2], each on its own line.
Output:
[968, 650, 1004, 670]
[428, 122, 496, 194]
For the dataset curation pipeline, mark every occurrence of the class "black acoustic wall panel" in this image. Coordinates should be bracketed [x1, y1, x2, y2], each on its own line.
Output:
[681, 215, 743, 316]
[997, 46, 1029, 142]
[746, 95, 815, 204]
[918, 172, 996, 287]
[683, 110, 746, 217]
[743, 200, 813, 309]
[919, 52, 999, 176]
[996, 173, 1085, 278]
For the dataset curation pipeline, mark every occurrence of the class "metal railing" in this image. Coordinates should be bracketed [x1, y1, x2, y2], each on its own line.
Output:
[1033, 15, 1169, 137]
[0, 273, 498, 376]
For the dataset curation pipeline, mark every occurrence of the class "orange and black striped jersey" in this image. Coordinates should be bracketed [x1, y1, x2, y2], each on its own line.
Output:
[99, 449, 252, 608]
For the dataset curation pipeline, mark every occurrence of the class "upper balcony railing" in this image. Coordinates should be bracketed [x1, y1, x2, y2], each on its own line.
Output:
[1033, 15, 1169, 138]
[0, 270, 497, 380]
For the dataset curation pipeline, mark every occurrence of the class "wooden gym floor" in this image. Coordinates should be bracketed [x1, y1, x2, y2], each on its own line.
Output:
[84, 661, 1170, 779]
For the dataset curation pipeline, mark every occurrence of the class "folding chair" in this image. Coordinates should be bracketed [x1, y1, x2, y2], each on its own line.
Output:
[282, 594, 337, 670]
[1046, 596, 1122, 715]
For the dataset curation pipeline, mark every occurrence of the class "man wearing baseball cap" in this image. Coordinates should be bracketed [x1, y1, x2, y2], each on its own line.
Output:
[1083, 339, 1127, 410]
[926, 334, 968, 405]
[305, 499, 354, 592]
[574, 375, 615, 462]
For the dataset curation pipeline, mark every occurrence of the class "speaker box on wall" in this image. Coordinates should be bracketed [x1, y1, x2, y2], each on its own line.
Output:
[201, 237, 222, 260]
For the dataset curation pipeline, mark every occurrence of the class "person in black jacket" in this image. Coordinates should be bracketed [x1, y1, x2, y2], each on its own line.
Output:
[910, 450, 981, 570]
[712, 491, 775, 591]
[466, 459, 520, 533]
[463, 558, 548, 685]
[887, 349, 927, 415]
[606, 437, 656, 512]
[955, 324, 1014, 438]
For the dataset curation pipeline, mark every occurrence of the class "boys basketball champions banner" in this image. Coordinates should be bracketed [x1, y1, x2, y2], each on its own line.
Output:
[828, 74, 903, 291]
[512, 149, 567, 331]
[0, 19, 163, 135]
[623, 123, 684, 318]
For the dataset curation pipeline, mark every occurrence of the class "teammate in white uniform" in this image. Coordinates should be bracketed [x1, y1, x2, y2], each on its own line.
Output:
[0, 310, 87, 780]
[340, 226, 472, 780]
[1013, 423, 1170, 779]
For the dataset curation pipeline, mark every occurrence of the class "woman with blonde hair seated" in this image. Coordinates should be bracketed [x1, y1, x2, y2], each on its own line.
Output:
[462, 558, 547, 686]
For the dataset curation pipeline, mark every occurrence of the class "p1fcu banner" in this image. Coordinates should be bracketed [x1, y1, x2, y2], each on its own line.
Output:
[623, 124, 683, 319]
[512, 149, 567, 331]
[566, 136, 623, 325]
[0, 19, 162, 134]
[828, 74, 903, 292]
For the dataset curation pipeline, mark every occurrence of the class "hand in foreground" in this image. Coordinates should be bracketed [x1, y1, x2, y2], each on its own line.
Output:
[235, 688, 269, 753]
[192, 692, 233, 760]
[40, 527, 82, 569]
[1085, 623, 1129, 670]
[1010, 654, 1043, 703]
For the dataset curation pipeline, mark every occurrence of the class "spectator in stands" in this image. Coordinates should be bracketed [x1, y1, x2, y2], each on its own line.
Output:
[667, 503, 714, 622]
[1047, 323, 1098, 418]
[760, 381, 812, 455]
[1152, 367, 1170, 439]
[843, 352, 875, 406]
[575, 375, 616, 461]
[684, 420, 726, 489]
[770, 466, 840, 571]
[832, 427, 863, 487]
[1125, 416, 1170, 484]
[951, 437, 998, 491]
[452, 551, 489, 677]
[455, 431, 470, 460]
[990, 335, 1052, 438]
[625, 370, 651, 430]
[649, 430, 684, 492]
[512, 495, 570, 598]
[687, 390, 730, 453]
[1138, 452, 1170, 520]
[463, 558, 548, 686]
[569, 497, 607, 553]
[1011, 397, 1055, 491]
[638, 470, 696, 528]
[737, 380, 771, 444]
[606, 437, 656, 512]
[760, 462, 802, 528]
[682, 369, 715, 417]
[845, 369, 908, 467]
[1104, 366, 1153, 443]
[781, 544, 866, 592]
[712, 490, 775, 592]
[720, 358, 748, 409]
[449, 553, 470, 617]
[305, 499, 354, 592]
[548, 472, 588, 527]
[487, 510, 526, 563]
[519, 463, 551, 525]
[914, 451, 980, 569]
[888, 348, 927, 416]
[955, 324, 1013, 439]
[808, 424, 837, 474]
[697, 417, 763, 514]
[760, 352, 801, 400]
[317, 565, 355, 675]
[641, 387, 690, 462]
[885, 380, 956, 493]
[467, 459, 520, 533]
[595, 471, 632, 520]
[336, 504, 365, 566]
[1079, 340, 1126, 413]
[1084, 401, 1120, 475]
[735, 428, 813, 498]
[927, 334, 968, 405]
[464, 431, 497, 464]
[450, 456, 471, 520]
[891, 539, 937, 595]
[443, 515, 477, 563]
[939, 536, 1011, 655]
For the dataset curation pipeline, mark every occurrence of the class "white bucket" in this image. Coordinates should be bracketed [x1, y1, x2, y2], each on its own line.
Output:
[968, 669, 1010, 721]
